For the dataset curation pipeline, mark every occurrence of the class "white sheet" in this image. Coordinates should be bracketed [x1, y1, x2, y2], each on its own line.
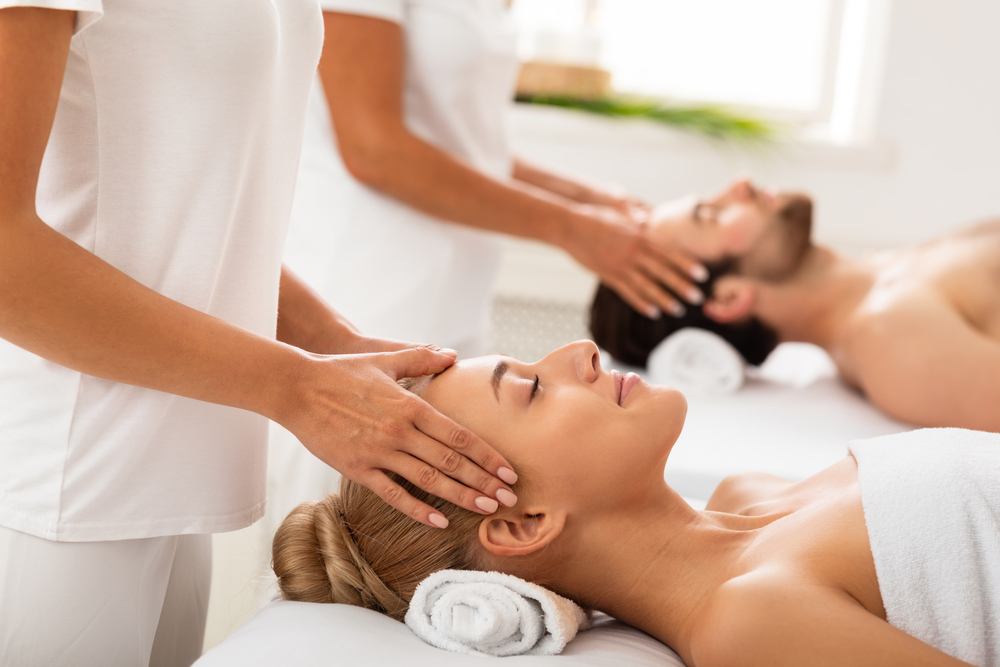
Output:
[201, 342, 913, 665]
[196, 602, 684, 667]
[630, 343, 913, 501]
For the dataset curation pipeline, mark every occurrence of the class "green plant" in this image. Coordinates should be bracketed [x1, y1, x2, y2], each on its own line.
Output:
[515, 94, 780, 144]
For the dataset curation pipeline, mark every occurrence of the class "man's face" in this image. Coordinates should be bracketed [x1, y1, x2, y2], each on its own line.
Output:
[649, 178, 786, 264]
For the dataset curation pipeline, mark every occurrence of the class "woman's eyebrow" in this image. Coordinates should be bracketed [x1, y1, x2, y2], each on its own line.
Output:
[491, 359, 509, 402]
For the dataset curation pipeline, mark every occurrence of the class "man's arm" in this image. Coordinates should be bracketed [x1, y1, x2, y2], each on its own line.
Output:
[849, 298, 1000, 431]
[0, 7, 515, 528]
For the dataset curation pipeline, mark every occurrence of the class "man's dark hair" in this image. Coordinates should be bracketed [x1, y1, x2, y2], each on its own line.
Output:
[589, 192, 814, 367]
[589, 263, 779, 367]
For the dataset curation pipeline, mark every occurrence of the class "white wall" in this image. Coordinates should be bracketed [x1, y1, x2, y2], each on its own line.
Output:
[495, 0, 1000, 303]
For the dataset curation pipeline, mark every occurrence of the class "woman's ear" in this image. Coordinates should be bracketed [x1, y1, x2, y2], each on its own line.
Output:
[478, 509, 566, 558]
[702, 276, 756, 323]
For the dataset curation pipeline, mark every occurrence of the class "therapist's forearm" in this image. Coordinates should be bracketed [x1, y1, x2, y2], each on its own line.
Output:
[511, 157, 638, 209]
[0, 213, 307, 424]
[341, 125, 583, 250]
[277, 265, 364, 355]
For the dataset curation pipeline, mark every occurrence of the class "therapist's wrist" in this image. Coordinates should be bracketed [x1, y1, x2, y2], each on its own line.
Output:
[534, 202, 587, 250]
[244, 342, 318, 428]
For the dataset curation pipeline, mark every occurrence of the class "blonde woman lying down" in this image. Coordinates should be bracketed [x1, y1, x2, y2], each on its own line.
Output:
[273, 341, 999, 667]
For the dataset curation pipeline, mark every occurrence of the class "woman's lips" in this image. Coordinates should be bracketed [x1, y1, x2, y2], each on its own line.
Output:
[619, 372, 641, 406]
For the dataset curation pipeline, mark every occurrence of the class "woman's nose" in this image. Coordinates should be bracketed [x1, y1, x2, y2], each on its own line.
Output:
[558, 340, 601, 383]
[540, 340, 601, 383]
[731, 178, 753, 201]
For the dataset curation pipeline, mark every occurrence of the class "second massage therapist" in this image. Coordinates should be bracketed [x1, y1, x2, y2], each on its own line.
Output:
[284, 0, 708, 357]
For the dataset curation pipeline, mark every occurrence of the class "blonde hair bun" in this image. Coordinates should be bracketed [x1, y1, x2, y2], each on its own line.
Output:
[272, 493, 407, 618]
[272, 476, 484, 621]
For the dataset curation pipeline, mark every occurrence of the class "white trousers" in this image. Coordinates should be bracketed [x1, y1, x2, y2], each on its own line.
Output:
[0, 526, 211, 667]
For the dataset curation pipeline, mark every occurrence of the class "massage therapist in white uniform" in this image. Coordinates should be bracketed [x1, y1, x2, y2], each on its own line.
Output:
[271, 0, 709, 522]
[0, 4, 519, 665]
[283, 0, 708, 358]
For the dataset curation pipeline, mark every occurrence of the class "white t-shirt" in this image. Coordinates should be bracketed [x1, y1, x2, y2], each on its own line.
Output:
[283, 0, 519, 356]
[0, 0, 323, 541]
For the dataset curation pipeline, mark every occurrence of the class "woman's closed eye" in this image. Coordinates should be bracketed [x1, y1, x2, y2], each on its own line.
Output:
[530, 374, 540, 401]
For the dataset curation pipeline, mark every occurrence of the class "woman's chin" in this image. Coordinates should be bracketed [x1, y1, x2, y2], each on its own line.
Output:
[651, 382, 688, 418]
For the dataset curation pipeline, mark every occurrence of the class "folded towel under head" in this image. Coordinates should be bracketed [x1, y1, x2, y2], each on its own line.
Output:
[646, 327, 745, 394]
[404, 569, 590, 657]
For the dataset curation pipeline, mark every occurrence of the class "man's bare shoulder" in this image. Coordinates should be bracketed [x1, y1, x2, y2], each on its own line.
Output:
[840, 286, 1000, 429]
[941, 217, 1000, 241]
[843, 284, 958, 352]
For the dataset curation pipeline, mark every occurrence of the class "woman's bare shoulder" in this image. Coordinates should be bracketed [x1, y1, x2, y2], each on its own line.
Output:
[687, 570, 971, 667]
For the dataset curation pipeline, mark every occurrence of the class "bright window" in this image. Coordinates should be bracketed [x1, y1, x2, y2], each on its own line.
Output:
[512, 0, 850, 121]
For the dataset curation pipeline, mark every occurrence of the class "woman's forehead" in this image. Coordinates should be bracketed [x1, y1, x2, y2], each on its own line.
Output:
[420, 356, 501, 401]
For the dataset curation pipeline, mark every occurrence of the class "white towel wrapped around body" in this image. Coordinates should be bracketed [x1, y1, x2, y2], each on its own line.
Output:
[404, 569, 590, 657]
[646, 328, 744, 394]
[850, 428, 1000, 666]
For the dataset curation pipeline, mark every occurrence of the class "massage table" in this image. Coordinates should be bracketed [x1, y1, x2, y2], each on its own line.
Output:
[196, 343, 911, 666]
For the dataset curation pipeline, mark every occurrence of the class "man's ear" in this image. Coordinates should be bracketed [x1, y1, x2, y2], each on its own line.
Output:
[478, 509, 566, 558]
[702, 276, 756, 323]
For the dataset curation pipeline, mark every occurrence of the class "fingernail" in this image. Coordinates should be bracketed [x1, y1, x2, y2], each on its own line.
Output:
[428, 512, 449, 529]
[497, 466, 518, 485]
[474, 497, 500, 514]
[496, 489, 518, 507]
[669, 303, 686, 317]
[687, 289, 704, 305]
[440, 348, 458, 357]
[690, 265, 709, 282]
[644, 306, 662, 320]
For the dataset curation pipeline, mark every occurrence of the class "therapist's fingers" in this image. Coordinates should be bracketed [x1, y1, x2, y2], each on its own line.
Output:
[379, 348, 518, 472]
[635, 249, 704, 309]
[351, 394, 516, 526]
[653, 241, 709, 285]
[348, 334, 435, 356]
[359, 468, 454, 529]
[377, 442, 520, 526]
[389, 343, 461, 376]
[603, 276, 664, 320]
[409, 399, 518, 489]
[606, 269, 684, 320]
[284, 349, 517, 529]
[376, 347, 518, 482]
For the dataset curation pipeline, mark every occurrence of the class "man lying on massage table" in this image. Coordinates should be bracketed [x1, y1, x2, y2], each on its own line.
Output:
[591, 178, 1000, 432]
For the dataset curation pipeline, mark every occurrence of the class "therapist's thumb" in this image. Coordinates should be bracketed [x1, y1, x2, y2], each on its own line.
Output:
[381, 345, 459, 380]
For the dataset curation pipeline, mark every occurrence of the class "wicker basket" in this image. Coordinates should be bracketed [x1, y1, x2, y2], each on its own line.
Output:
[515, 61, 612, 100]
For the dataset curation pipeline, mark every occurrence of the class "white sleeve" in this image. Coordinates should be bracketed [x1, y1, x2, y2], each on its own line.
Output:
[319, 0, 404, 24]
[0, 0, 102, 34]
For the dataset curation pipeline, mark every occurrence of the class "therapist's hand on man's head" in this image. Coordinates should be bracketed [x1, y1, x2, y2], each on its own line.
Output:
[565, 205, 707, 320]
[283, 343, 518, 529]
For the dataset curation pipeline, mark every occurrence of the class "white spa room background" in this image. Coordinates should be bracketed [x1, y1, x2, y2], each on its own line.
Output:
[203, 0, 1000, 654]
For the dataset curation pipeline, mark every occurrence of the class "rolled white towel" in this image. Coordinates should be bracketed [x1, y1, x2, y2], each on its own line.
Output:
[404, 569, 590, 657]
[647, 327, 745, 394]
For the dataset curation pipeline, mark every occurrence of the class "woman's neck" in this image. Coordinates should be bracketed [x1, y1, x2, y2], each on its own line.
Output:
[546, 482, 778, 655]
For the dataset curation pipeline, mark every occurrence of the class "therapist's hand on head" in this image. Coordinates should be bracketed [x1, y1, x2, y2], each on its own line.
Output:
[564, 205, 707, 320]
[282, 342, 518, 529]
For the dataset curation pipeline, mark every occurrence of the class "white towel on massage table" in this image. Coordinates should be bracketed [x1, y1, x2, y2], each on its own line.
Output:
[647, 328, 744, 395]
[405, 569, 590, 656]
[850, 428, 1000, 667]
